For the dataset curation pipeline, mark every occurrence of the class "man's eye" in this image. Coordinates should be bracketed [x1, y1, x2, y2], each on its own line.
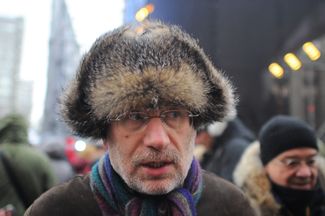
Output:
[128, 113, 147, 121]
[307, 159, 316, 166]
[164, 111, 183, 119]
[288, 161, 299, 167]
[284, 159, 300, 167]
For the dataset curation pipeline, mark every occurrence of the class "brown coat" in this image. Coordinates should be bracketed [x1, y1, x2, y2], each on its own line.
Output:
[25, 171, 255, 216]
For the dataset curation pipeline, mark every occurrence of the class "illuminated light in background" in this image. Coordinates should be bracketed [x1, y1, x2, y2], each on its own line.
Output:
[135, 8, 149, 22]
[284, 53, 302, 71]
[135, 3, 155, 22]
[268, 62, 284, 79]
[145, 3, 155, 13]
[302, 42, 321, 61]
[75, 140, 87, 152]
[307, 104, 316, 113]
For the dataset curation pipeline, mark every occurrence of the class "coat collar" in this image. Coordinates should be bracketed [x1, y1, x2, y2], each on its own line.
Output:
[233, 141, 280, 215]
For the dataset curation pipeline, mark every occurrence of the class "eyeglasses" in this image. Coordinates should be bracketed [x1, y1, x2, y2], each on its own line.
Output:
[277, 156, 318, 170]
[109, 109, 199, 132]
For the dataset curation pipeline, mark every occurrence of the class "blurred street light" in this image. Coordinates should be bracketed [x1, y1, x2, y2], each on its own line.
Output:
[75, 140, 86, 152]
[135, 3, 155, 22]
[284, 53, 302, 71]
[268, 62, 284, 79]
[302, 42, 321, 61]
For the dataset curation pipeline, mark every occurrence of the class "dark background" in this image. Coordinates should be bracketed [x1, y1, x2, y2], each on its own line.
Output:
[149, 0, 325, 133]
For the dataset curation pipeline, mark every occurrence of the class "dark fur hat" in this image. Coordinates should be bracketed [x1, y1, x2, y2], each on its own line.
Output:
[60, 20, 237, 138]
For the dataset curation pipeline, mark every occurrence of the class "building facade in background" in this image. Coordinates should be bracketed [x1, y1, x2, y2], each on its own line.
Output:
[266, 36, 325, 138]
[0, 17, 33, 121]
[41, 0, 80, 140]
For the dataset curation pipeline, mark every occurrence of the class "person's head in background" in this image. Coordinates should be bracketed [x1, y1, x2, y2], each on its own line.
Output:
[194, 121, 229, 161]
[61, 20, 236, 195]
[0, 113, 28, 144]
[260, 115, 319, 190]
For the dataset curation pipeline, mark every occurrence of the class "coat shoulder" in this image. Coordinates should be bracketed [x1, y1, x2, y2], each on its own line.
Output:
[197, 170, 255, 216]
[24, 175, 101, 216]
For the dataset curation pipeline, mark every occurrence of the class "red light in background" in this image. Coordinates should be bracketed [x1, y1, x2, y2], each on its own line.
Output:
[307, 104, 315, 113]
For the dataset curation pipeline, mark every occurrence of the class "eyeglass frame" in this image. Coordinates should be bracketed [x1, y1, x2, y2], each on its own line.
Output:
[108, 109, 200, 132]
[275, 155, 319, 171]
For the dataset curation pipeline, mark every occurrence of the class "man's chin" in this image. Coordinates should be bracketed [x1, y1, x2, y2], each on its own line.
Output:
[130, 179, 179, 195]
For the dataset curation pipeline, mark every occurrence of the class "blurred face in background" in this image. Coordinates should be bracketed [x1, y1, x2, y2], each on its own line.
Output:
[104, 108, 197, 195]
[264, 147, 318, 190]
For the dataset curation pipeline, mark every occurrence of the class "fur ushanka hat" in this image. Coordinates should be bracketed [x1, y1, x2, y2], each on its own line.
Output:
[61, 20, 237, 139]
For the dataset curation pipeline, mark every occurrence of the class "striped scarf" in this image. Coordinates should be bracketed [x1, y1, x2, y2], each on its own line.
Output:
[90, 153, 203, 216]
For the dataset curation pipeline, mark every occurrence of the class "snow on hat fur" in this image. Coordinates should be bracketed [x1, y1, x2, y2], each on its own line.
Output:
[60, 20, 237, 139]
[259, 115, 318, 165]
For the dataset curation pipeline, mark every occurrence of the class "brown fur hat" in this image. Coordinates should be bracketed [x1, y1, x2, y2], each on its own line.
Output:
[60, 20, 237, 138]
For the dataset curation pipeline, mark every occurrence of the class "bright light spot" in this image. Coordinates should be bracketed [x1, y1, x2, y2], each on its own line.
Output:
[135, 8, 149, 22]
[135, 4, 155, 22]
[268, 62, 284, 79]
[145, 4, 155, 13]
[284, 53, 302, 71]
[75, 140, 86, 152]
[302, 42, 321, 61]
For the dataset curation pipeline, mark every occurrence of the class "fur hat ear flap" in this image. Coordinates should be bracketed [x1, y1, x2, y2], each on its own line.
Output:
[60, 20, 237, 139]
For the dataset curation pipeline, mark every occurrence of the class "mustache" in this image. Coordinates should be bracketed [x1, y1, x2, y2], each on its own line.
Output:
[289, 177, 313, 185]
[132, 150, 180, 166]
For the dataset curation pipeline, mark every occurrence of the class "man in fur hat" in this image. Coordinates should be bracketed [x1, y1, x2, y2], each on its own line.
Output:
[234, 115, 325, 216]
[25, 20, 255, 216]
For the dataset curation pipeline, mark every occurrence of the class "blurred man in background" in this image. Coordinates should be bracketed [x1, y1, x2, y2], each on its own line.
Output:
[195, 117, 254, 182]
[0, 114, 57, 216]
[234, 115, 325, 215]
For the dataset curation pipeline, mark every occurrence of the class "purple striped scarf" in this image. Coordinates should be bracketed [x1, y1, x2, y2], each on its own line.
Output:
[90, 153, 203, 216]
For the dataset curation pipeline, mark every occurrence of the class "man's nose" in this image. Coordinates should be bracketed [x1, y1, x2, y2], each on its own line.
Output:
[296, 163, 312, 177]
[143, 118, 170, 150]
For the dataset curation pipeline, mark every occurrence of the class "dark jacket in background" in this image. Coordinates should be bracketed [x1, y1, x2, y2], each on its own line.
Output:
[202, 118, 255, 182]
[0, 114, 57, 216]
[25, 171, 256, 216]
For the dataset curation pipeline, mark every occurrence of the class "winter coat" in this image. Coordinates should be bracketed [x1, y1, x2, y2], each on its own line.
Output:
[25, 170, 256, 216]
[0, 143, 57, 216]
[202, 118, 255, 182]
[233, 142, 325, 216]
[0, 114, 57, 216]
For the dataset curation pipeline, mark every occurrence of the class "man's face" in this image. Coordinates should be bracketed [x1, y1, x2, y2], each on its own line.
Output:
[264, 147, 318, 190]
[103, 109, 196, 195]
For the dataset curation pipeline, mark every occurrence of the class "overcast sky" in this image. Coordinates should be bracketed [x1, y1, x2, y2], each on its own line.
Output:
[0, 0, 124, 128]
